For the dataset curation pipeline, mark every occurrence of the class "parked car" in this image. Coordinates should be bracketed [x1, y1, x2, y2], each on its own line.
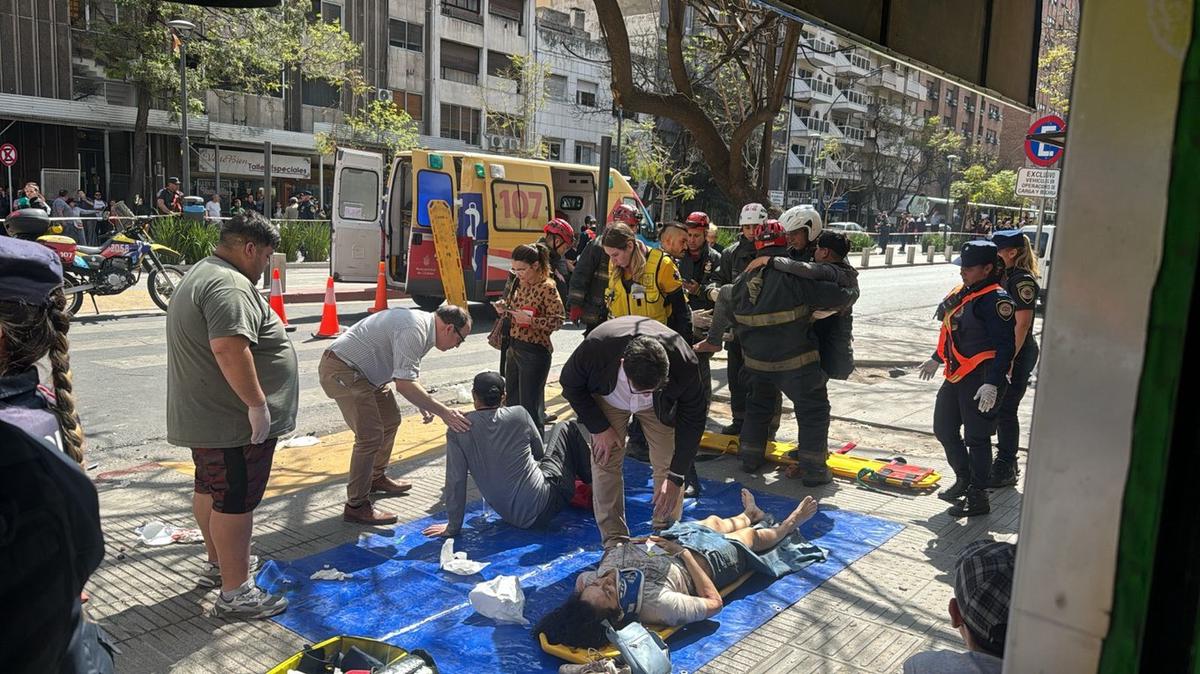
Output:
[826, 221, 865, 233]
[1021, 224, 1055, 309]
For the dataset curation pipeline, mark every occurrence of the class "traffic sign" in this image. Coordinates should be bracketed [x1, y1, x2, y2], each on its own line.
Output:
[1016, 167, 1061, 198]
[1025, 115, 1065, 167]
[0, 143, 16, 167]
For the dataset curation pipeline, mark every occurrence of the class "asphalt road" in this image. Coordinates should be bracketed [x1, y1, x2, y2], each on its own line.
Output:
[68, 264, 955, 462]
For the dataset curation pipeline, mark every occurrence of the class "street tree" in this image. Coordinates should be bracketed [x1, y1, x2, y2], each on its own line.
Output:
[951, 165, 1026, 224]
[861, 112, 963, 218]
[88, 0, 362, 201]
[593, 0, 800, 207]
[622, 119, 699, 222]
[813, 137, 865, 223]
[314, 99, 419, 173]
[480, 53, 552, 158]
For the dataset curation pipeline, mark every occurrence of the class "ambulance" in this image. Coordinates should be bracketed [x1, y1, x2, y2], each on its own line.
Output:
[329, 148, 652, 310]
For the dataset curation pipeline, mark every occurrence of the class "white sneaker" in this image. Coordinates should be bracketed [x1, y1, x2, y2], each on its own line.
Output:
[197, 555, 260, 588]
[559, 659, 625, 674]
[211, 581, 288, 619]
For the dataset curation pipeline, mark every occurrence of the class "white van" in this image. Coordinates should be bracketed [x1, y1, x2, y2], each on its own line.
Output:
[1021, 224, 1055, 307]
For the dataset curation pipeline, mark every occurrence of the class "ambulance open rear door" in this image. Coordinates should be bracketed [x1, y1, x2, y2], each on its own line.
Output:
[330, 148, 384, 284]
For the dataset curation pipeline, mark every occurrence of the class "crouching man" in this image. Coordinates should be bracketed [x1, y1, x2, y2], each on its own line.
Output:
[422, 372, 593, 537]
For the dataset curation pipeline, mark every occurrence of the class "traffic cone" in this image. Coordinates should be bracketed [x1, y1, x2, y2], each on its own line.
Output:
[268, 268, 297, 332]
[312, 276, 343, 339]
[368, 260, 389, 313]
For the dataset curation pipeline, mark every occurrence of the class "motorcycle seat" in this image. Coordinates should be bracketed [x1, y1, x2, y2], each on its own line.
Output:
[76, 244, 105, 254]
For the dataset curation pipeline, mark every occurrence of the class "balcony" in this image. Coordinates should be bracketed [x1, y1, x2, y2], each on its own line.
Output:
[831, 88, 869, 115]
[837, 125, 866, 145]
[802, 77, 835, 101]
[863, 69, 904, 94]
[799, 39, 840, 67]
[800, 116, 830, 134]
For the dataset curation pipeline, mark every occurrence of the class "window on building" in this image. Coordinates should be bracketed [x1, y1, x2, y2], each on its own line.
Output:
[989, 104, 1001, 120]
[545, 138, 563, 161]
[322, 1, 341, 23]
[943, 115, 952, 126]
[546, 74, 568, 101]
[441, 104, 481, 145]
[302, 77, 341, 108]
[962, 121, 970, 133]
[441, 40, 480, 85]
[442, 0, 482, 23]
[576, 80, 598, 107]
[489, 0, 524, 21]
[388, 19, 423, 52]
[611, 103, 637, 120]
[487, 112, 524, 142]
[575, 141, 597, 164]
[392, 90, 424, 121]
[926, 80, 939, 100]
[487, 51, 516, 79]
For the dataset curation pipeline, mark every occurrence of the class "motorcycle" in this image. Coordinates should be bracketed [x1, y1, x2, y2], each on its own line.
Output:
[5, 205, 185, 316]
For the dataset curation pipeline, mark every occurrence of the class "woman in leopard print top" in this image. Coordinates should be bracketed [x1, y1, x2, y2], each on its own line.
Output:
[498, 243, 564, 427]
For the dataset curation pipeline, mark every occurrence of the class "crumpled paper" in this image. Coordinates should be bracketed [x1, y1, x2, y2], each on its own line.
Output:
[135, 522, 204, 546]
[440, 538, 489, 576]
[310, 566, 354, 581]
[469, 574, 528, 625]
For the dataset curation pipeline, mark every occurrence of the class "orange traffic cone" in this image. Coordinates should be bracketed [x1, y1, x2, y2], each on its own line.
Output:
[368, 260, 389, 313]
[312, 276, 343, 339]
[268, 268, 296, 332]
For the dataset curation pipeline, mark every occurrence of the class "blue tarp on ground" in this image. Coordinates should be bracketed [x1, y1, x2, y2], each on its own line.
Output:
[259, 460, 903, 672]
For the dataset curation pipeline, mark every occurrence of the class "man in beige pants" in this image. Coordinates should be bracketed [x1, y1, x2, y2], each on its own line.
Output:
[318, 304, 472, 525]
[559, 316, 707, 546]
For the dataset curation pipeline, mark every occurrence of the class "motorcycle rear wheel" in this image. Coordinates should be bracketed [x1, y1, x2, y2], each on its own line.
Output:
[148, 265, 186, 312]
[63, 273, 85, 317]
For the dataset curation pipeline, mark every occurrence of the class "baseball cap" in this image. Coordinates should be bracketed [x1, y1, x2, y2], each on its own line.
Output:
[472, 371, 505, 404]
[953, 240, 999, 267]
[954, 540, 1017, 654]
[0, 236, 64, 305]
[990, 230, 1026, 250]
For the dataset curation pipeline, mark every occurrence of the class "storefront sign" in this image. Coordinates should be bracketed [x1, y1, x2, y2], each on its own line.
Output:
[198, 148, 311, 179]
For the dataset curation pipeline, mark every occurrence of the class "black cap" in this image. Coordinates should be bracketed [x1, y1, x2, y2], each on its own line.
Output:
[954, 540, 1017, 654]
[472, 371, 505, 405]
[990, 230, 1026, 250]
[0, 236, 63, 305]
[953, 240, 999, 267]
[167, 176, 180, 185]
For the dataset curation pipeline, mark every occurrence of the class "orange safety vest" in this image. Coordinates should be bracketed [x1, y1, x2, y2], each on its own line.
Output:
[936, 283, 1002, 383]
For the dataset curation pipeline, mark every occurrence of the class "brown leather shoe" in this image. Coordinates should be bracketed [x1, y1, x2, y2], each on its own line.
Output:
[371, 476, 413, 496]
[343, 502, 398, 525]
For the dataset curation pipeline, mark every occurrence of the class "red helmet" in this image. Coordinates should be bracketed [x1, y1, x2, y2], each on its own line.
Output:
[753, 219, 787, 250]
[609, 203, 640, 226]
[685, 211, 710, 228]
[544, 217, 575, 243]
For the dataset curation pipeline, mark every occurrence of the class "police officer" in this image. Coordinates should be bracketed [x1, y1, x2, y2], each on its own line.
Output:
[988, 230, 1041, 487]
[704, 203, 766, 435]
[919, 240, 1016, 517]
[714, 220, 858, 480]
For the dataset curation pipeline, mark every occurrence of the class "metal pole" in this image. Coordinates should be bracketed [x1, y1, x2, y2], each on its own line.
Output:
[103, 129, 111, 198]
[615, 111, 623, 173]
[214, 142, 221, 204]
[179, 37, 190, 196]
[1034, 196, 1046, 255]
[263, 141, 273, 216]
[597, 135, 612, 227]
[318, 153, 325, 214]
[6, 166, 11, 209]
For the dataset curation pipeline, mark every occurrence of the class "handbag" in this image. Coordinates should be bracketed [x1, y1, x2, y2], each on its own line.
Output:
[488, 274, 518, 351]
[603, 620, 671, 674]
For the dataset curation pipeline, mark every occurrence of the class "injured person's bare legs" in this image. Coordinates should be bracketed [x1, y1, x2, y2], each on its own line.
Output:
[726, 495, 819, 552]
[698, 488, 769, 533]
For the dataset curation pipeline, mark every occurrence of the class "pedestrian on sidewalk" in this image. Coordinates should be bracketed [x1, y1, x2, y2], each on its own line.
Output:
[318, 304, 473, 526]
[205, 193, 223, 223]
[919, 241, 1016, 518]
[494, 243, 564, 428]
[165, 212, 296, 619]
[422, 371, 592, 538]
[988, 231, 1042, 488]
[156, 177, 182, 216]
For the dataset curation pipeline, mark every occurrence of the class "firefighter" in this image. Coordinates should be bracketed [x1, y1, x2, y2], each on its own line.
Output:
[919, 240, 1016, 517]
[540, 217, 575, 305]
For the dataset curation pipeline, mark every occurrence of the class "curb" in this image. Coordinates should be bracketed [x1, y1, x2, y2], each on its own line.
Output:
[277, 288, 410, 304]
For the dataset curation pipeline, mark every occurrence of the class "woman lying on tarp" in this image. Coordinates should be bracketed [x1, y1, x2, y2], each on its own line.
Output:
[535, 490, 825, 648]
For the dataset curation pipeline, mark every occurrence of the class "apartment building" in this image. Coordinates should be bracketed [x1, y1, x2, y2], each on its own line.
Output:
[0, 0, 616, 206]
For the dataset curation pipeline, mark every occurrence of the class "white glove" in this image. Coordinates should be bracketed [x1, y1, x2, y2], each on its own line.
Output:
[918, 358, 940, 380]
[974, 384, 998, 413]
[248, 403, 272, 444]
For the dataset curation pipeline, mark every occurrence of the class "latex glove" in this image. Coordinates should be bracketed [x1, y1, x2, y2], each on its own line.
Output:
[974, 383, 998, 413]
[569, 306, 583, 322]
[918, 358, 940, 381]
[248, 403, 271, 444]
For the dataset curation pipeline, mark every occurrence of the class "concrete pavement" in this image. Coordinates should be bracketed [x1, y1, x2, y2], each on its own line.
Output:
[71, 263, 1034, 673]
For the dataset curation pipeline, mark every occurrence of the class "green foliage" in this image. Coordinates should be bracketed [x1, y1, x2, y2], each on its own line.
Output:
[1038, 42, 1074, 117]
[481, 53, 552, 158]
[316, 99, 420, 165]
[150, 217, 218, 264]
[847, 232, 874, 252]
[623, 118, 698, 213]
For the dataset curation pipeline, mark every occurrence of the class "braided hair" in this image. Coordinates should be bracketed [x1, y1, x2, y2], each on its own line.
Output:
[0, 287, 85, 462]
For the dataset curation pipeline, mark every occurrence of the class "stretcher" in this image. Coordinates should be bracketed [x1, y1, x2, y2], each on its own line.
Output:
[268, 635, 438, 674]
[699, 432, 942, 491]
[428, 199, 467, 309]
[539, 572, 754, 664]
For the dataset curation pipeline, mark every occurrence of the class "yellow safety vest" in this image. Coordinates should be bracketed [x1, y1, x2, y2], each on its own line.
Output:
[606, 247, 672, 324]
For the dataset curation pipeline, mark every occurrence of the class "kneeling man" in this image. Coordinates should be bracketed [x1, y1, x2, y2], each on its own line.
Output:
[423, 371, 592, 537]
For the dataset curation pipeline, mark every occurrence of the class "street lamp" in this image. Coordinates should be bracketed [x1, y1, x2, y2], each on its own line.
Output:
[945, 153, 959, 228]
[167, 19, 196, 197]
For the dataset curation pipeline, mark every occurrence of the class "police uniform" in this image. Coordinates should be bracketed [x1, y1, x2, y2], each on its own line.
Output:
[991, 230, 1041, 485]
[705, 235, 757, 432]
[730, 243, 859, 482]
[930, 241, 1016, 516]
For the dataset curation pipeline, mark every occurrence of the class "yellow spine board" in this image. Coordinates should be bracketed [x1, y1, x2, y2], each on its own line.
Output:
[699, 432, 941, 490]
[428, 199, 467, 309]
[540, 572, 753, 664]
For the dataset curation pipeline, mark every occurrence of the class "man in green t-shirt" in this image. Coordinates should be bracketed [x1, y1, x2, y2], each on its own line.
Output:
[166, 212, 298, 619]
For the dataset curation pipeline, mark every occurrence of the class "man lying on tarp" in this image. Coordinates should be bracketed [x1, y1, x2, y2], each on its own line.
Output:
[423, 371, 593, 538]
[535, 491, 824, 649]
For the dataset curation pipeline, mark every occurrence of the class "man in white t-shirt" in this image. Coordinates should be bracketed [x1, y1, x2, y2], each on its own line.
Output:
[205, 193, 223, 222]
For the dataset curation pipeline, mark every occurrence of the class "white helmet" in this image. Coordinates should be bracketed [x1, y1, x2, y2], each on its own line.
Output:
[780, 204, 822, 240]
[739, 202, 769, 227]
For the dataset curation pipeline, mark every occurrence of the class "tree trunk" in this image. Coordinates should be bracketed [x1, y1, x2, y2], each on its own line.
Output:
[129, 83, 151, 204]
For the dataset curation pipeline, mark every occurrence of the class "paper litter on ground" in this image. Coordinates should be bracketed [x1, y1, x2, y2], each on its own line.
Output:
[440, 538, 489, 575]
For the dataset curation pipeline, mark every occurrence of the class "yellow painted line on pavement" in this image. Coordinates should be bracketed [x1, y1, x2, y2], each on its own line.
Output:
[161, 385, 575, 499]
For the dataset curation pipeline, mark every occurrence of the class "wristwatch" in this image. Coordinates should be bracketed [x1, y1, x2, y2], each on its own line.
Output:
[666, 471, 685, 487]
